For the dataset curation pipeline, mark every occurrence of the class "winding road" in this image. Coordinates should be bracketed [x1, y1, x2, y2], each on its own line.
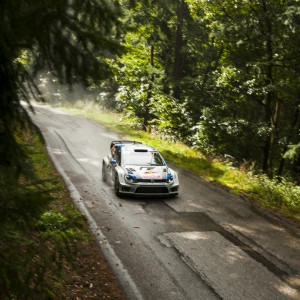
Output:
[29, 103, 300, 300]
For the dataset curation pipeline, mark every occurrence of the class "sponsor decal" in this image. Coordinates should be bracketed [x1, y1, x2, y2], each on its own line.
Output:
[143, 170, 161, 179]
[167, 173, 172, 179]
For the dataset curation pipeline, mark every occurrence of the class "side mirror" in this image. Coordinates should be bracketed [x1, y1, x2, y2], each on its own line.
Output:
[111, 159, 117, 165]
[164, 160, 168, 165]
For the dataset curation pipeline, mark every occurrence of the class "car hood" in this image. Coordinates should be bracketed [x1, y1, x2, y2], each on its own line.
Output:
[123, 165, 168, 180]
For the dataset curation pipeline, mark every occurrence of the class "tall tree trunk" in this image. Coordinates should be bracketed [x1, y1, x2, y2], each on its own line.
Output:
[261, 0, 275, 177]
[143, 44, 154, 131]
[262, 94, 273, 176]
[173, 0, 184, 100]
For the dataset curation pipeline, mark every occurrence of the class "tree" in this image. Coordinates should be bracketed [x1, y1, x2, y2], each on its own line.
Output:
[0, 0, 123, 172]
[0, 0, 128, 297]
[113, 0, 167, 130]
[185, 0, 300, 177]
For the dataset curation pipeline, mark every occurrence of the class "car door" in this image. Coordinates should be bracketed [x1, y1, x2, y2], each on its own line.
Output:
[110, 145, 121, 181]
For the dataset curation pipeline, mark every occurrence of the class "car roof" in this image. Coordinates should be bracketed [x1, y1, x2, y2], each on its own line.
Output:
[120, 143, 157, 152]
[110, 140, 142, 150]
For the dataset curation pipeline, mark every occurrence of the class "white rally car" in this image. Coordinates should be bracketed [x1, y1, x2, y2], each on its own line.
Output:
[102, 140, 179, 197]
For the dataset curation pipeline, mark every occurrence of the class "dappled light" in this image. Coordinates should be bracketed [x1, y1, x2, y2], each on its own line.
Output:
[163, 231, 300, 299]
[226, 249, 245, 265]
[176, 231, 209, 241]
[52, 148, 67, 155]
[77, 157, 101, 167]
[275, 283, 300, 299]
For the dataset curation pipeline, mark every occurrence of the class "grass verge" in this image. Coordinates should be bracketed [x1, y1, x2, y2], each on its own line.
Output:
[0, 126, 125, 299]
[57, 102, 300, 226]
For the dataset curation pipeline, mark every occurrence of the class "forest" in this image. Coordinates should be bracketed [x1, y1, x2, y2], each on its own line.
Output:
[113, 0, 300, 180]
[1, 0, 300, 297]
[108, 0, 300, 181]
[3, 0, 299, 180]
[37, 0, 300, 181]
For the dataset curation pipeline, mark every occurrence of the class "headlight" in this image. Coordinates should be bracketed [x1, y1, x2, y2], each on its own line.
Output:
[125, 174, 136, 183]
[166, 173, 173, 183]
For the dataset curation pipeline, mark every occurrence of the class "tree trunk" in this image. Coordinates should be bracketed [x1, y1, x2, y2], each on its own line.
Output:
[173, 0, 184, 99]
[261, 0, 275, 177]
[143, 44, 154, 131]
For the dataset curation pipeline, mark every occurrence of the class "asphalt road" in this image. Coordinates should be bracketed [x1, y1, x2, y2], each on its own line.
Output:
[29, 103, 300, 300]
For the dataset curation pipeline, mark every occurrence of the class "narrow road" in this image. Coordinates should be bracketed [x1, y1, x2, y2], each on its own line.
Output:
[29, 103, 300, 300]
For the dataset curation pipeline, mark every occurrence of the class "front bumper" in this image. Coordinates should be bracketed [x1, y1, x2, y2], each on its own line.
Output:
[119, 182, 179, 196]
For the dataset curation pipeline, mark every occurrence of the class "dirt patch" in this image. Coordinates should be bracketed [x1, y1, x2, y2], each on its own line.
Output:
[57, 240, 126, 299]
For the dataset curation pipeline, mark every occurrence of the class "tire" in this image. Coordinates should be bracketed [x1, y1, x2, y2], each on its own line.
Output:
[102, 162, 107, 182]
[114, 173, 121, 197]
[167, 193, 178, 198]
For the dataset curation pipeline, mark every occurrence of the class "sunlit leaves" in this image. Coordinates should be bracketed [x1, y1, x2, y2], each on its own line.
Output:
[1, 0, 125, 173]
[100, 0, 300, 178]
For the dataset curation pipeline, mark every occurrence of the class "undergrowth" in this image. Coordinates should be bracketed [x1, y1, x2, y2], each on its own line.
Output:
[0, 127, 91, 299]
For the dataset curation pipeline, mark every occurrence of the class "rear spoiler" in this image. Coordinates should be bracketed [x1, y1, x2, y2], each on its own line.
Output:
[110, 140, 142, 150]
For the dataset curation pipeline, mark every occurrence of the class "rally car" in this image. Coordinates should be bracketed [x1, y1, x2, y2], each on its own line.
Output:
[102, 140, 179, 197]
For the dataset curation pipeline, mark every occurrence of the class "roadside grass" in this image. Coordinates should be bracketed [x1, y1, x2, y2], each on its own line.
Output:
[0, 126, 125, 299]
[57, 101, 300, 226]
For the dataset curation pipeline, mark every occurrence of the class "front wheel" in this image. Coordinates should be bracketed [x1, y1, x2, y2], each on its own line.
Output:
[114, 174, 121, 197]
[102, 162, 107, 182]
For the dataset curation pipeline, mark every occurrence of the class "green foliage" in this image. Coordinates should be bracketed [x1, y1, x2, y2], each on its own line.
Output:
[0, 129, 90, 299]
[118, 112, 144, 130]
[38, 211, 71, 231]
[0, 0, 123, 173]
[250, 175, 300, 216]
[58, 103, 300, 223]
[283, 144, 300, 162]
[102, 0, 300, 180]
[114, 27, 165, 121]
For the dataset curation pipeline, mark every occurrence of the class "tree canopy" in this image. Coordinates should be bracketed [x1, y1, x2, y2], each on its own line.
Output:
[0, 0, 123, 171]
[2, 0, 300, 178]
[0, 1, 127, 297]
[2, 0, 300, 296]
[97, 0, 300, 180]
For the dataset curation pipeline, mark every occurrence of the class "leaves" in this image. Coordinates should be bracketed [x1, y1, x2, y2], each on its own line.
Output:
[0, 128, 91, 299]
[107, 0, 300, 179]
[0, 0, 123, 174]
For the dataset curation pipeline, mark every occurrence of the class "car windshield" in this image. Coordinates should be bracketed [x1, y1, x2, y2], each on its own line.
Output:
[122, 151, 164, 166]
